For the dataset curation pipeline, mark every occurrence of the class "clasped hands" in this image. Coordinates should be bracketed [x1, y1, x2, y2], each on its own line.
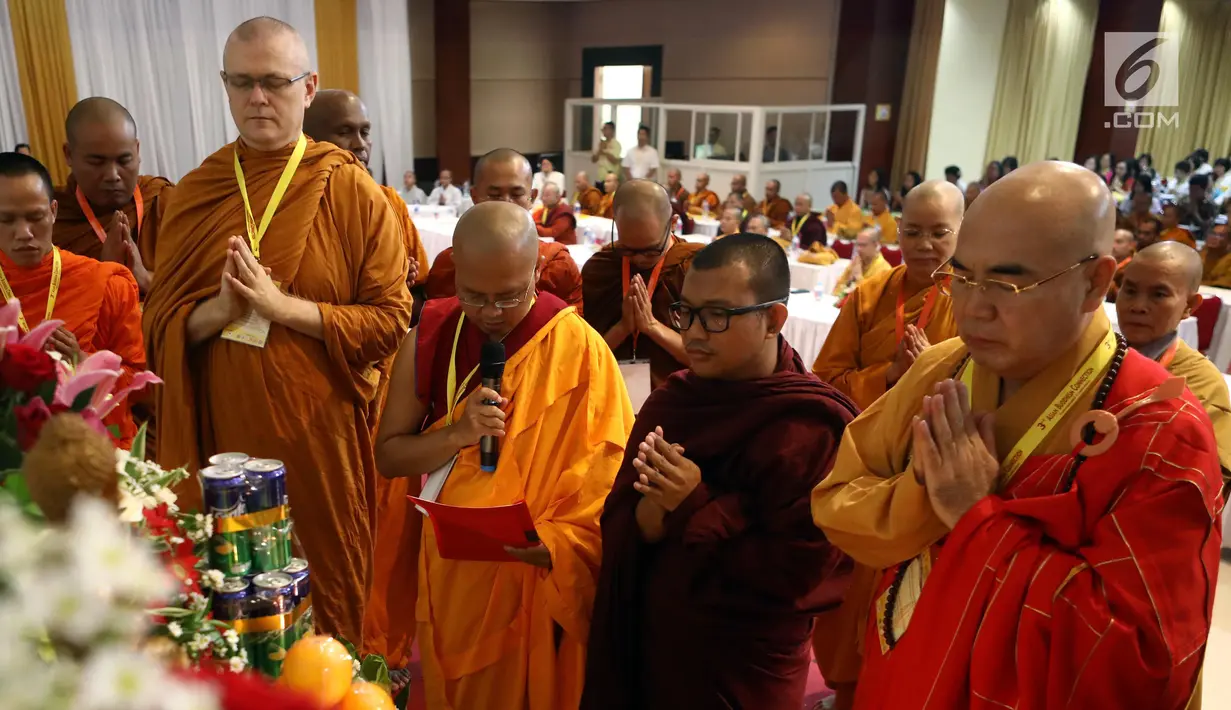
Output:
[912, 379, 999, 529]
[217, 236, 288, 322]
[631, 426, 702, 513]
[887, 324, 930, 385]
[620, 274, 662, 338]
[100, 211, 151, 292]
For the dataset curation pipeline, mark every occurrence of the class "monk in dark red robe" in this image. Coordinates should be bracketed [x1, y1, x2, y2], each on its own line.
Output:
[791, 193, 829, 250]
[531, 182, 577, 244]
[584, 235, 856, 710]
[425, 242, 582, 311]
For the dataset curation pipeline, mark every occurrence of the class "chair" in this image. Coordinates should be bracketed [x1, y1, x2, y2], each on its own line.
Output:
[832, 240, 854, 259]
[881, 246, 903, 267]
[1194, 295, 1222, 354]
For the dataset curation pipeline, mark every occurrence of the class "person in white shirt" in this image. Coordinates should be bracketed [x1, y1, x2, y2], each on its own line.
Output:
[531, 157, 566, 202]
[399, 169, 426, 205]
[1212, 158, 1231, 206]
[591, 121, 622, 189]
[1170, 160, 1192, 200]
[428, 169, 463, 208]
[621, 124, 661, 181]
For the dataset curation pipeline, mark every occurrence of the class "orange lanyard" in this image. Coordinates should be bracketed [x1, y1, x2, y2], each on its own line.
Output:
[895, 284, 938, 343]
[621, 238, 672, 354]
[76, 186, 144, 244]
[1158, 339, 1180, 368]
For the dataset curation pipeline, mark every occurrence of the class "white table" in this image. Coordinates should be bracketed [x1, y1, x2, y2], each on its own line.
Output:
[411, 216, 458, 266]
[1199, 286, 1231, 371]
[408, 204, 457, 219]
[691, 216, 720, 237]
[567, 244, 599, 271]
[790, 258, 848, 295]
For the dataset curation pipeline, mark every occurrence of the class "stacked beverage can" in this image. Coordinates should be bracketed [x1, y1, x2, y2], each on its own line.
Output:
[199, 465, 252, 577]
[243, 459, 293, 573]
[283, 557, 313, 641]
[247, 571, 295, 677]
[212, 577, 255, 662]
[209, 452, 250, 469]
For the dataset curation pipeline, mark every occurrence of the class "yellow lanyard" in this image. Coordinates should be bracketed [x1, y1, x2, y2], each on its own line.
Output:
[959, 328, 1117, 481]
[233, 133, 307, 259]
[792, 213, 809, 236]
[0, 247, 61, 333]
[444, 314, 480, 426]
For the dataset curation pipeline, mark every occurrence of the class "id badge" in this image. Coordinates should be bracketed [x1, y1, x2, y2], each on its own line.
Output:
[415, 455, 458, 513]
[618, 359, 652, 413]
[219, 280, 281, 348]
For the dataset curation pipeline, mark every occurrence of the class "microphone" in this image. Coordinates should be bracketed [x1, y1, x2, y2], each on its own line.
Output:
[479, 341, 506, 473]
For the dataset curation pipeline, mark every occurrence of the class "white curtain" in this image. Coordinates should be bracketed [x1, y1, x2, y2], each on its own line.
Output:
[357, 0, 414, 188]
[64, 0, 317, 182]
[0, 0, 29, 151]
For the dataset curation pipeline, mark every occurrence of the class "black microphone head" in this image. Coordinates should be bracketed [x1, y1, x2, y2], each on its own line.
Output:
[480, 341, 506, 379]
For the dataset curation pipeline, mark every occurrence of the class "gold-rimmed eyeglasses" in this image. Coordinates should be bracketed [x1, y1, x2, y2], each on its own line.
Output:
[220, 71, 311, 94]
[932, 254, 1099, 297]
[456, 278, 535, 310]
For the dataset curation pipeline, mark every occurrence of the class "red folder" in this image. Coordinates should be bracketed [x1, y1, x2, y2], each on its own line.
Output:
[408, 496, 540, 562]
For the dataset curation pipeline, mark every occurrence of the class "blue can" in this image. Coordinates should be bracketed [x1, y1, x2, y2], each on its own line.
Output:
[283, 558, 311, 606]
[242, 459, 288, 512]
[212, 577, 250, 621]
[199, 465, 247, 518]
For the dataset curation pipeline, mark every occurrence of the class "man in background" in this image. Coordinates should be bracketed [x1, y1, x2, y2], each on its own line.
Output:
[830, 227, 890, 299]
[1107, 227, 1137, 301]
[762, 125, 788, 162]
[428, 169, 463, 208]
[531, 156, 565, 202]
[532, 182, 577, 245]
[592, 121, 621, 190]
[1171, 159, 1193, 199]
[758, 179, 792, 229]
[1160, 200, 1196, 248]
[687, 172, 720, 216]
[574, 171, 603, 215]
[622, 124, 661, 181]
[13, 143, 31, 156]
[597, 172, 618, 218]
[864, 190, 898, 245]
[746, 214, 772, 240]
[791, 192, 828, 251]
[1136, 214, 1163, 250]
[718, 205, 742, 238]
[1179, 173, 1218, 239]
[728, 174, 756, 216]
[399, 169, 426, 205]
[826, 181, 864, 239]
[944, 165, 965, 192]
[1201, 215, 1231, 287]
[664, 167, 692, 233]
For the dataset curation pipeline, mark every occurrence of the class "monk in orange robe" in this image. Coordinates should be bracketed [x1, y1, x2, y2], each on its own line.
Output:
[54, 97, 170, 293]
[1107, 228, 1136, 301]
[831, 227, 893, 299]
[582, 180, 704, 388]
[597, 172, 618, 218]
[727, 174, 757, 216]
[0, 152, 146, 447]
[1200, 216, 1231, 287]
[864, 190, 898, 244]
[664, 168, 693, 234]
[139, 18, 412, 646]
[812, 162, 1221, 710]
[574, 171, 602, 216]
[1160, 201, 1197, 248]
[813, 180, 963, 408]
[686, 172, 720, 216]
[532, 182, 578, 244]
[827, 180, 866, 239]
[758, 179, 792, 229]
[374, 201, 633, 709]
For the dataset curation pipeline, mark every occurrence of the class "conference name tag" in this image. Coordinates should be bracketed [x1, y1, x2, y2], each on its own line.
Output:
[220, 309, 273, 348]
[618, 359, 652, 414]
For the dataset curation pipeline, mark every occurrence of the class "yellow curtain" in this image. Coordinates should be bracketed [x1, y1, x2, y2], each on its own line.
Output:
[313, 0, 360, 94]
[984, 0, 1098, 166]
[1135, 0, 1231, 171]
[892, 0, 945, 188]
[7, 0, 77, 186]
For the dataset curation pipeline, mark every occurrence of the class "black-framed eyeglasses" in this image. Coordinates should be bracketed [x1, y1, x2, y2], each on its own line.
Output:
[614, 223, 672, 258]
[932, 254, 1099, 298]
[668, 298, 787, 334]
[457, 277, 535, 310]
[220, 71, 311, 93]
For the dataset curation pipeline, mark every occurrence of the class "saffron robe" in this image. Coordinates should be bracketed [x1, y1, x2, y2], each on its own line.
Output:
[581, 239, 704, 387]
[759, 197, 793, 229]
[798, 244, 840, 266]
[687, 189, 720, 216]
[1200, 248, 1231, 288]
[832, 253, 893, 298]
[425, 243, 583, 311]
[813, 264, 957, 409]
[1108, 255, 1133, 301]
[2, 249, 145, 447]
[1162, 226, 1197, 249]
[532, 202, 578, 245]
[864, 210, 898, 245]
[827, 199, 865, 239]
[597, 193, 614, 219]
[378, 184, 430, 287]
[575, 186, 603, 216]
[793, 211, 829, 251]
[582, 337, 857, 710]
[812, 312, 1222, 710]
[413, 295, 634, 710]
[1165, 339, 1231, 480]
[140, 138, 413, 645]
[53, 174, 173, 262]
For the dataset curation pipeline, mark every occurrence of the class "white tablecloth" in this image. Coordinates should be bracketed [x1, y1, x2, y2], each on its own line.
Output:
[1199, 286, 1231, 371]
[790, 259, 848, 295]
[408, 204, 457, 219]
[567, 244, 599, 271]
[412, 216, 458, 266]
[691, 216, 720, 237]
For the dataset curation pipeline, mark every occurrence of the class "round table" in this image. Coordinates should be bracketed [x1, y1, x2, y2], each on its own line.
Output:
[790, 259, 848, 295]
[412, 216, 458, 267]
[691, 216, 721, 237]
[408, 204, 457, 219]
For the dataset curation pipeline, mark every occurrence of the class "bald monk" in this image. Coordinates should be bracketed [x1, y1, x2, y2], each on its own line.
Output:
[686, 172, 720, 216]
[574, 171, 602, 216]
[813, 180, 963, 408]
[1160, 201, 1197, 248]
[531, 182, 578, 244]
[583, 234, 857, 709]
[304, 88, 428, 292]
[54, 97, 171, 292]
[746, 213, 771, 237]
[827, 180, 865, 239]
[758, 179, 792, 229]
[374, 201, 634, 710]
[0, 152, 146, 447]
[582, 180, 703, 388]
[831, 227, 892, 299]
[139, 17, 412, 645]
[1107, 227, 1137, 301]
[717, 205, 742, 238]
[864, 190, 898, 245]
[791, 192, 829, 250]
[425, 148, 582, 310]
[812, 162, 1221, 710]
[1200, 215, 1231, 287]
[597, 172, 618, 218]
[664, 167, 693, 234]
[728, 174, 757, 215]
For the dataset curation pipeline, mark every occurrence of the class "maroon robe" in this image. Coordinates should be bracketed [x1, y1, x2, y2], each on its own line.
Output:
[582, 337, 857, 710]
[794, 211, 829, 250]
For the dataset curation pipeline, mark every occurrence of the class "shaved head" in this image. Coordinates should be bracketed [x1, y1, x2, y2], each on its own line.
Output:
[62, 97, 140, 211]
[1117, 241, 1204, 346]
[899, 179, 963, 281]
[472, 147, 533, 208]
[454, 201, 538, 265]
[614, 179, 673, 268]
[222, 17, 316, 151]
[903, 179, 964, 216]
[1134, 241, 1202, 291]
[225, 16, 307, 66]
[65, 97, 136, 146]
[303, 89, 371, 166]
[453, 201, 540, 337]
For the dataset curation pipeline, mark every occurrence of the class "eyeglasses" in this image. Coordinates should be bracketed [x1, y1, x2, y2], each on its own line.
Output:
[457, 279, 534, 310]
[220, 71, 311, 94]
[932, 254, 1098, 298]
[899, 227, 955, 241]
[668, 298, 787, 334]
[614, 224, 672, 258]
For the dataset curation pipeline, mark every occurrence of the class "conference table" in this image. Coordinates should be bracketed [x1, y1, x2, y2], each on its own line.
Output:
[1198, 286, 1231, 372]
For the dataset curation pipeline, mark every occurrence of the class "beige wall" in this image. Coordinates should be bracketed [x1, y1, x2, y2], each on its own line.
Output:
[410, 0, 436, 158]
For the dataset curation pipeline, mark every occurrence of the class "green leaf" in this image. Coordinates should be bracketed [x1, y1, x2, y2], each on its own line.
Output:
[337, 636, 359, 664]
[0, 473, 43, 520]
[34, 381, 55, 406]
[359, 654, 391, 692]
[70, 386, 96, 413]
[130, 423, 148, 461]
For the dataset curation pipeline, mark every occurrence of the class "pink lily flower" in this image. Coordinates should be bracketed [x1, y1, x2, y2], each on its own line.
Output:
[0, 298, 63, 353]
[53, 350, 162, 420]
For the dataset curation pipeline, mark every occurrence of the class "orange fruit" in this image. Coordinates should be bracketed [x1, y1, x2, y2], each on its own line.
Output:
[277, 635, 354, 705]
[339, 681, 396, 710]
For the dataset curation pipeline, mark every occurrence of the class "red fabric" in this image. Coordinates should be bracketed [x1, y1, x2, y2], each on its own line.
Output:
[833, 241, 854, 260]
[532, 202, 578, 244]
[425, 243, 583, 309]
[1194, 295, 1222, 353]
[854, 350, 1223, 710]
[582, 337, 859, 710]
[879, 246, 902, 267]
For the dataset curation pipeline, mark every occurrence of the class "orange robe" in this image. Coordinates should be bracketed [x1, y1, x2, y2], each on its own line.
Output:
[1162, 226, 1197, 249]
[1166, 339, 1231, 480]
[832, 253, 892, 298]
[687, 189, 720, 216]
[378, 184, 429, 287]
[425, 243, 584, 311]
[759, 197, 793, 229]
[597, 193, 614, 219]
[53, 174, 172, 261]
[1201, 249, 1231, 288]
[1108, 255, 1133, 301]
[2, 248, 145, 447]
[413, 295, 634, 710]
[140, 138, 412, 645]
[864, 210, 898, 245]
[827, 199, 865, 239]
[813, 264, 957, 409]
[576, 186, 603, 216]
[532, 203, 579, 245]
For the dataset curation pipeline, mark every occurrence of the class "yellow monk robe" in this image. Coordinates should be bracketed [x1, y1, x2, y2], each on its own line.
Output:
[140, 138, 412, 645]
[597, 192, 615, 219]
[1, 248, 145, 447]
[865, 209, 899, 245]
[759, 197, 793, 229]
[1165, 339, 1231, 480]
[415, 298, 634, 710]
[53, 175, 173, 261]
[378, 184, 429, 287]
[1201, 249, 1231, 288]
[576, 186, 603, 216]
[798, 244, 840, 266]
[831, 252, 892, 297]
[814, 264, 957, 409]
[827, 199, 865, 239]
[1162, 226, 1197, 249]
[687, 189, 720, 215]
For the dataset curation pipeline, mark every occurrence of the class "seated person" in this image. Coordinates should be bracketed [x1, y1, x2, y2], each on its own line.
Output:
[1200, 215, 1231, 287]
[758, 179, 792, 229]
[1106, 228, 1137, 301]
[1159, 200, 1196, 248]
[428, 169, 463, 208]
[727, 174, 757, 215]
[531, 157, 566, 202]
[864, 190, 898, 245]
[531, 183, 577, 244]
[831, 227, 891, 299]
[574, 171, 603, 215]
[1136, 214, 1163, 250]
[791, 192, 828, 250]
[717, 206, 742, 238]
[826, 181, 865, 239]
[597, 172, 618, 218]
[1178, 173, 1218, 238]
[687, 172, 720, 216]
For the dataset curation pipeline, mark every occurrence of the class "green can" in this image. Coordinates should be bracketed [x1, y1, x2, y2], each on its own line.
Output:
[248, 571, 294, 678]
[249, 518, 293, 573]
[200, 465, 252, 577]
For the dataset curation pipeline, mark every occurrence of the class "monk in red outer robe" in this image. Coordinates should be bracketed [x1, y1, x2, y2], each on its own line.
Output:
[584, 233, 856, 710]
[532, 182, 577, 244]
